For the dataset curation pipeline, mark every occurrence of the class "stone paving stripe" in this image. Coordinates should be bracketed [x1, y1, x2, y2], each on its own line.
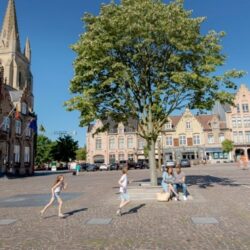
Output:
[86, 218, 112, 225]
[0, 219, 17, 225]
[191, 217, 219, 224]
[243, 185, 250, 189]
[0, 193, 83, 208]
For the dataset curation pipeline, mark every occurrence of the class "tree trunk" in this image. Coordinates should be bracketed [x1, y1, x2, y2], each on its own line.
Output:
[148, 139, 157, 186]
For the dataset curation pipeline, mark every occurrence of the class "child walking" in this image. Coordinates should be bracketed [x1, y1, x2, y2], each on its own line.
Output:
[116, 167, 130, 216]
[40, 175, 67, 218]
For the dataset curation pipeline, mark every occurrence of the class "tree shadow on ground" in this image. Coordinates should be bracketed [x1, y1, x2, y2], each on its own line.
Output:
[64, 208, 88, 217]
[135, 175, 240, 189]
[122, 204, 146, 216]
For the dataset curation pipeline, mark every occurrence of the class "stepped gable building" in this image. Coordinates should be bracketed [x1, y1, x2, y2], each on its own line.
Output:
[213, 84, 250, 160]
[0, 0, 35, 176]
[87, 109, 232, 165]
[161, 109, 231, 163]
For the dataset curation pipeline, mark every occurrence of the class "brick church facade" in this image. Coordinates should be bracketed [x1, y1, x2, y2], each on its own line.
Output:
[0, 0, 36, 176]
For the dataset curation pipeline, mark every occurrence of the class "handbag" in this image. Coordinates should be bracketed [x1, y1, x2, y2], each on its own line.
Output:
[156, 192, 170, 202]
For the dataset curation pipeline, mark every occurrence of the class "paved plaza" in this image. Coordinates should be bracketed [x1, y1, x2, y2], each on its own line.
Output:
[0, 164, 250, 250]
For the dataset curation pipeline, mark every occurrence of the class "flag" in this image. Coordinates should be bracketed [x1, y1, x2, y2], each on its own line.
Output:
[28, 118, 37, 133]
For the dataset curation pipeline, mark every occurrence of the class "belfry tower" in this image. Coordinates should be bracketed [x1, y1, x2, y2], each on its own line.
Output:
[0, 0, 33, 104]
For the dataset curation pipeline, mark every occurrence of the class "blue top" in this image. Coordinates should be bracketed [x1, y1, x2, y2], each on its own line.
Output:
[162, 171, 174, 184]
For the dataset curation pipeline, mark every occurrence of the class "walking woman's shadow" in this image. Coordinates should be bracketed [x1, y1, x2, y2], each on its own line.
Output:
[122, 204, 145, 216]
[63, 208, 88, 218]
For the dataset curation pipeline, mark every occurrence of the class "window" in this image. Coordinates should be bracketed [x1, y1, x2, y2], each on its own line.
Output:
[219, 133, 225, 143]
[118, 153, 124, 161]
[237, 118, 242, 128]
[24, 147, 30, 162]
[233, 132, 238, 143]
[244, 117, 250, 128]
[166, 135, 172, 146]
[232, 119, 237, 128]
[95, 138, 102, 150]
[242, 104, 249, 113]
[138, 139, 145, 150]
[127, 137, 133, 149]
[128, 154, 133, 161]
[238, 131, 243, 143]
[109, 137, 115, 150]
[186, 121, 191, 129]
[165, 122, 172, 130]
[193, 134, 200, 145]
[118, 137, 124, 149]
[2, 117, 10, 131]
[21, 102, 27, 115]
[14, 145, 20, 163]
[179, 134, 186, 145]
[15, 120, 22, 135]
[208, 134, 214, 144]
[237, 104, 240, 113]
[25, 125, 31, 137]
[246, 131, 250, 143]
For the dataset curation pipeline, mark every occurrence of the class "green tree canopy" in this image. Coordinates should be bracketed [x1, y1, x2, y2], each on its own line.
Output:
[222, 139, 234, 153]
[51, 135, 78, 162]
[75, 146, 87, 161]
[66, 0, 244, 185]
[35, 135, 53, 166]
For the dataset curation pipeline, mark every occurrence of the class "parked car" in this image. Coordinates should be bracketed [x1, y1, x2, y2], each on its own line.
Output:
[165, 160, 176, 168]
[119, 160, 137, 169]
[80, 163, 89, 171]
[180, 159, 191, 168]
[86, 164, 98, 171]
[109, 163, 119, 171]
[99, 164, 109, 171]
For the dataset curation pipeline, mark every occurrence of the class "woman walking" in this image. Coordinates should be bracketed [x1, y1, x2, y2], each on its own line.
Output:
[40, 175, 67, 218]
[116, 167, 130, 216]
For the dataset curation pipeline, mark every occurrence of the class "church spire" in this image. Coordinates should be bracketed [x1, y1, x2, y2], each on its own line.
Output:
[0, 0, 21, 52]
[24, 37, 31, 62]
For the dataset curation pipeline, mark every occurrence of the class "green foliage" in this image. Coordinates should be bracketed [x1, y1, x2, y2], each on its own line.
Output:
[76, 146, 87, 161]
[222, 139, 234, 153]
[143, 145, 149, 159]
[35, 135, 53, 165]
[66, 0, 243, 141]
[51, 135, 79, 162]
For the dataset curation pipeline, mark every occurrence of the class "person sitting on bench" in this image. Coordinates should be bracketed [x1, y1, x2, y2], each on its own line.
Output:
[173, 166, 187, 201]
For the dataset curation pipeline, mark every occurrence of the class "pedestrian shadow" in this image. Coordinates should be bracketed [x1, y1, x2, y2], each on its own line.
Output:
[63, 208, 88, 217]
[122, 204, 146, 216]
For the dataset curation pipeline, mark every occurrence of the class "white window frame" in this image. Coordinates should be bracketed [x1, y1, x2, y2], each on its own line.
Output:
[186, 121, 191, 129]
[118, 137, 124, 149]
[15, 120, 22, 135]
[24, 147, 30, 162]
[127, 137, 133, 149]
[2, 117, 10, 131]
[208, 134, 214, 144]
[193, 134, 200, 145]
[219, 133, 225, 143]
[242, 103, 249, 113]
[166, 135, 172, 146]
[21, 102, 28, 115]
[109, 137, 115, 150]
[14, 145, 20, 163]
[95, 138, 102, 150]
[179, 134, 186, 145]
[165, 122, 172, 130]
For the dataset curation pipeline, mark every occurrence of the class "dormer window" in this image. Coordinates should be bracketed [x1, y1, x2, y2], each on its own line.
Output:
[186, 121, 191, 129]
[118, 126, 124, 134]
[165, 122, 172, 130]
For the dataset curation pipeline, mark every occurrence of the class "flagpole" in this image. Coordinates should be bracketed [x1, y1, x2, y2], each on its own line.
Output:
[0, 106, 16, 130]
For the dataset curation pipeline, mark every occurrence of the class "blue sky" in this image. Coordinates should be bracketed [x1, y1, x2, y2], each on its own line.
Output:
[0, 0, 249, 147]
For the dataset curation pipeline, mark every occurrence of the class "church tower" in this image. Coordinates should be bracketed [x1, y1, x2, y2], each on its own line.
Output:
[0, 0, 33, 108]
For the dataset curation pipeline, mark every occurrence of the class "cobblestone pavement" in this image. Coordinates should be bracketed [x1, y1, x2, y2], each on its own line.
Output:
[0, 163, 250, 250]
